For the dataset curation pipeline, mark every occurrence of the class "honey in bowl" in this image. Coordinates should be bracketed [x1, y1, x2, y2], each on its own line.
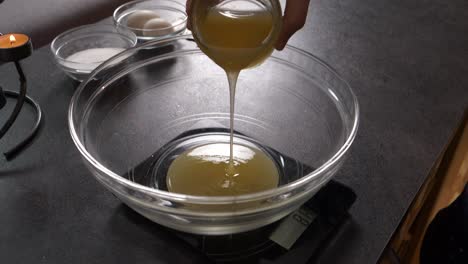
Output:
[167, 143, 280, 196]
[167, 0, 282, 196]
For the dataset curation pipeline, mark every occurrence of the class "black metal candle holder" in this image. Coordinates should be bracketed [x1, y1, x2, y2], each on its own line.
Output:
[0, 32, 42, 160]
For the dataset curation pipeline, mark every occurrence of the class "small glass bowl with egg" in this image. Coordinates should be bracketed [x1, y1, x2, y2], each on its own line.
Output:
[51, 24, 137, 82]
[113, 0, 188, 42]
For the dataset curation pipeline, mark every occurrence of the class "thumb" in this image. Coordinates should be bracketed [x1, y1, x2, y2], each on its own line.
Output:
[275, 0, 310, 50]
[186, 0, 192, 30]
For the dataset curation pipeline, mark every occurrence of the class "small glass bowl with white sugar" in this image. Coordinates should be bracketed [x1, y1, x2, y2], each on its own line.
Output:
[51, 24, 137, 82]
[113, 0, 188, 42]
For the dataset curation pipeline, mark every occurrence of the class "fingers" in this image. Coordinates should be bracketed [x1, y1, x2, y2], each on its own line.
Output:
[186, 0, 192, 30]
[275, 0, 310, 50]
[186, 0, 219, 30]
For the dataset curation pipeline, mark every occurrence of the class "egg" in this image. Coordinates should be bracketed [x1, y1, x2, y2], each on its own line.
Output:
[126, 10, 160, 29]
[143, 18, 175, 37]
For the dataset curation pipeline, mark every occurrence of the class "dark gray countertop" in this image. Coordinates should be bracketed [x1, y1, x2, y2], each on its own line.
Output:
[1, 0, 467, 263]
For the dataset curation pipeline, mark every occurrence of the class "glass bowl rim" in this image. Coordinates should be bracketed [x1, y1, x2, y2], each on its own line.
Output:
[50, 24, 138, 64]
[68, 34, 360, 204]
[113, 0, 188, 33]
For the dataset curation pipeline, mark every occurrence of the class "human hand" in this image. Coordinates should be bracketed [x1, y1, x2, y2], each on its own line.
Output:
[185, 0, 311, 50]
[275, 0, 310, 50]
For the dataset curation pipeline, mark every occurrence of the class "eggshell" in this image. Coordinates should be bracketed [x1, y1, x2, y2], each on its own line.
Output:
[143, 18, 175, 37]
[126, 10, 160, 29]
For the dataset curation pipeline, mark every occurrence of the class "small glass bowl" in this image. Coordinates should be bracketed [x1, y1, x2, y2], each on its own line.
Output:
[51, 24, 137, 82]
[113, 0, 188, 42]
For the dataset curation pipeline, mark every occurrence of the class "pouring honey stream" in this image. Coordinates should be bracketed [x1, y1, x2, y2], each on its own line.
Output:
[167, 0, 283, 196]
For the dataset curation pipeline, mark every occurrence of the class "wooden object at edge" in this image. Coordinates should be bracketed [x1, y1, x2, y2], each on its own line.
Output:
[379, 109, 468, 264]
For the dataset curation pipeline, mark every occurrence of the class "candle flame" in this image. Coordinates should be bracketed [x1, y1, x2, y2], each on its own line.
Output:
[9, 35, 16, 45]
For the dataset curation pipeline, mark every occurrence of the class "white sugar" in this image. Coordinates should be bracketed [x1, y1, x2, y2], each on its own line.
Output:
[62, 48, 125, 72]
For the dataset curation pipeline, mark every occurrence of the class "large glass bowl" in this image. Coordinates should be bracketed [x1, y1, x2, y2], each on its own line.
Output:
[69, 35, 359, 235]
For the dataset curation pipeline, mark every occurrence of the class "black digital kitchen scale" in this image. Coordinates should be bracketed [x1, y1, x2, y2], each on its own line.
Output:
[123, 128, 356, 263]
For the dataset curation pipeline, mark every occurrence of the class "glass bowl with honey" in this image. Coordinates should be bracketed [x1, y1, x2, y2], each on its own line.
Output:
[69, 34, 359, 235]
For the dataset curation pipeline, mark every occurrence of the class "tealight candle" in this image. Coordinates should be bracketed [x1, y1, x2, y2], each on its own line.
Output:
[0, 33, 33, 62]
